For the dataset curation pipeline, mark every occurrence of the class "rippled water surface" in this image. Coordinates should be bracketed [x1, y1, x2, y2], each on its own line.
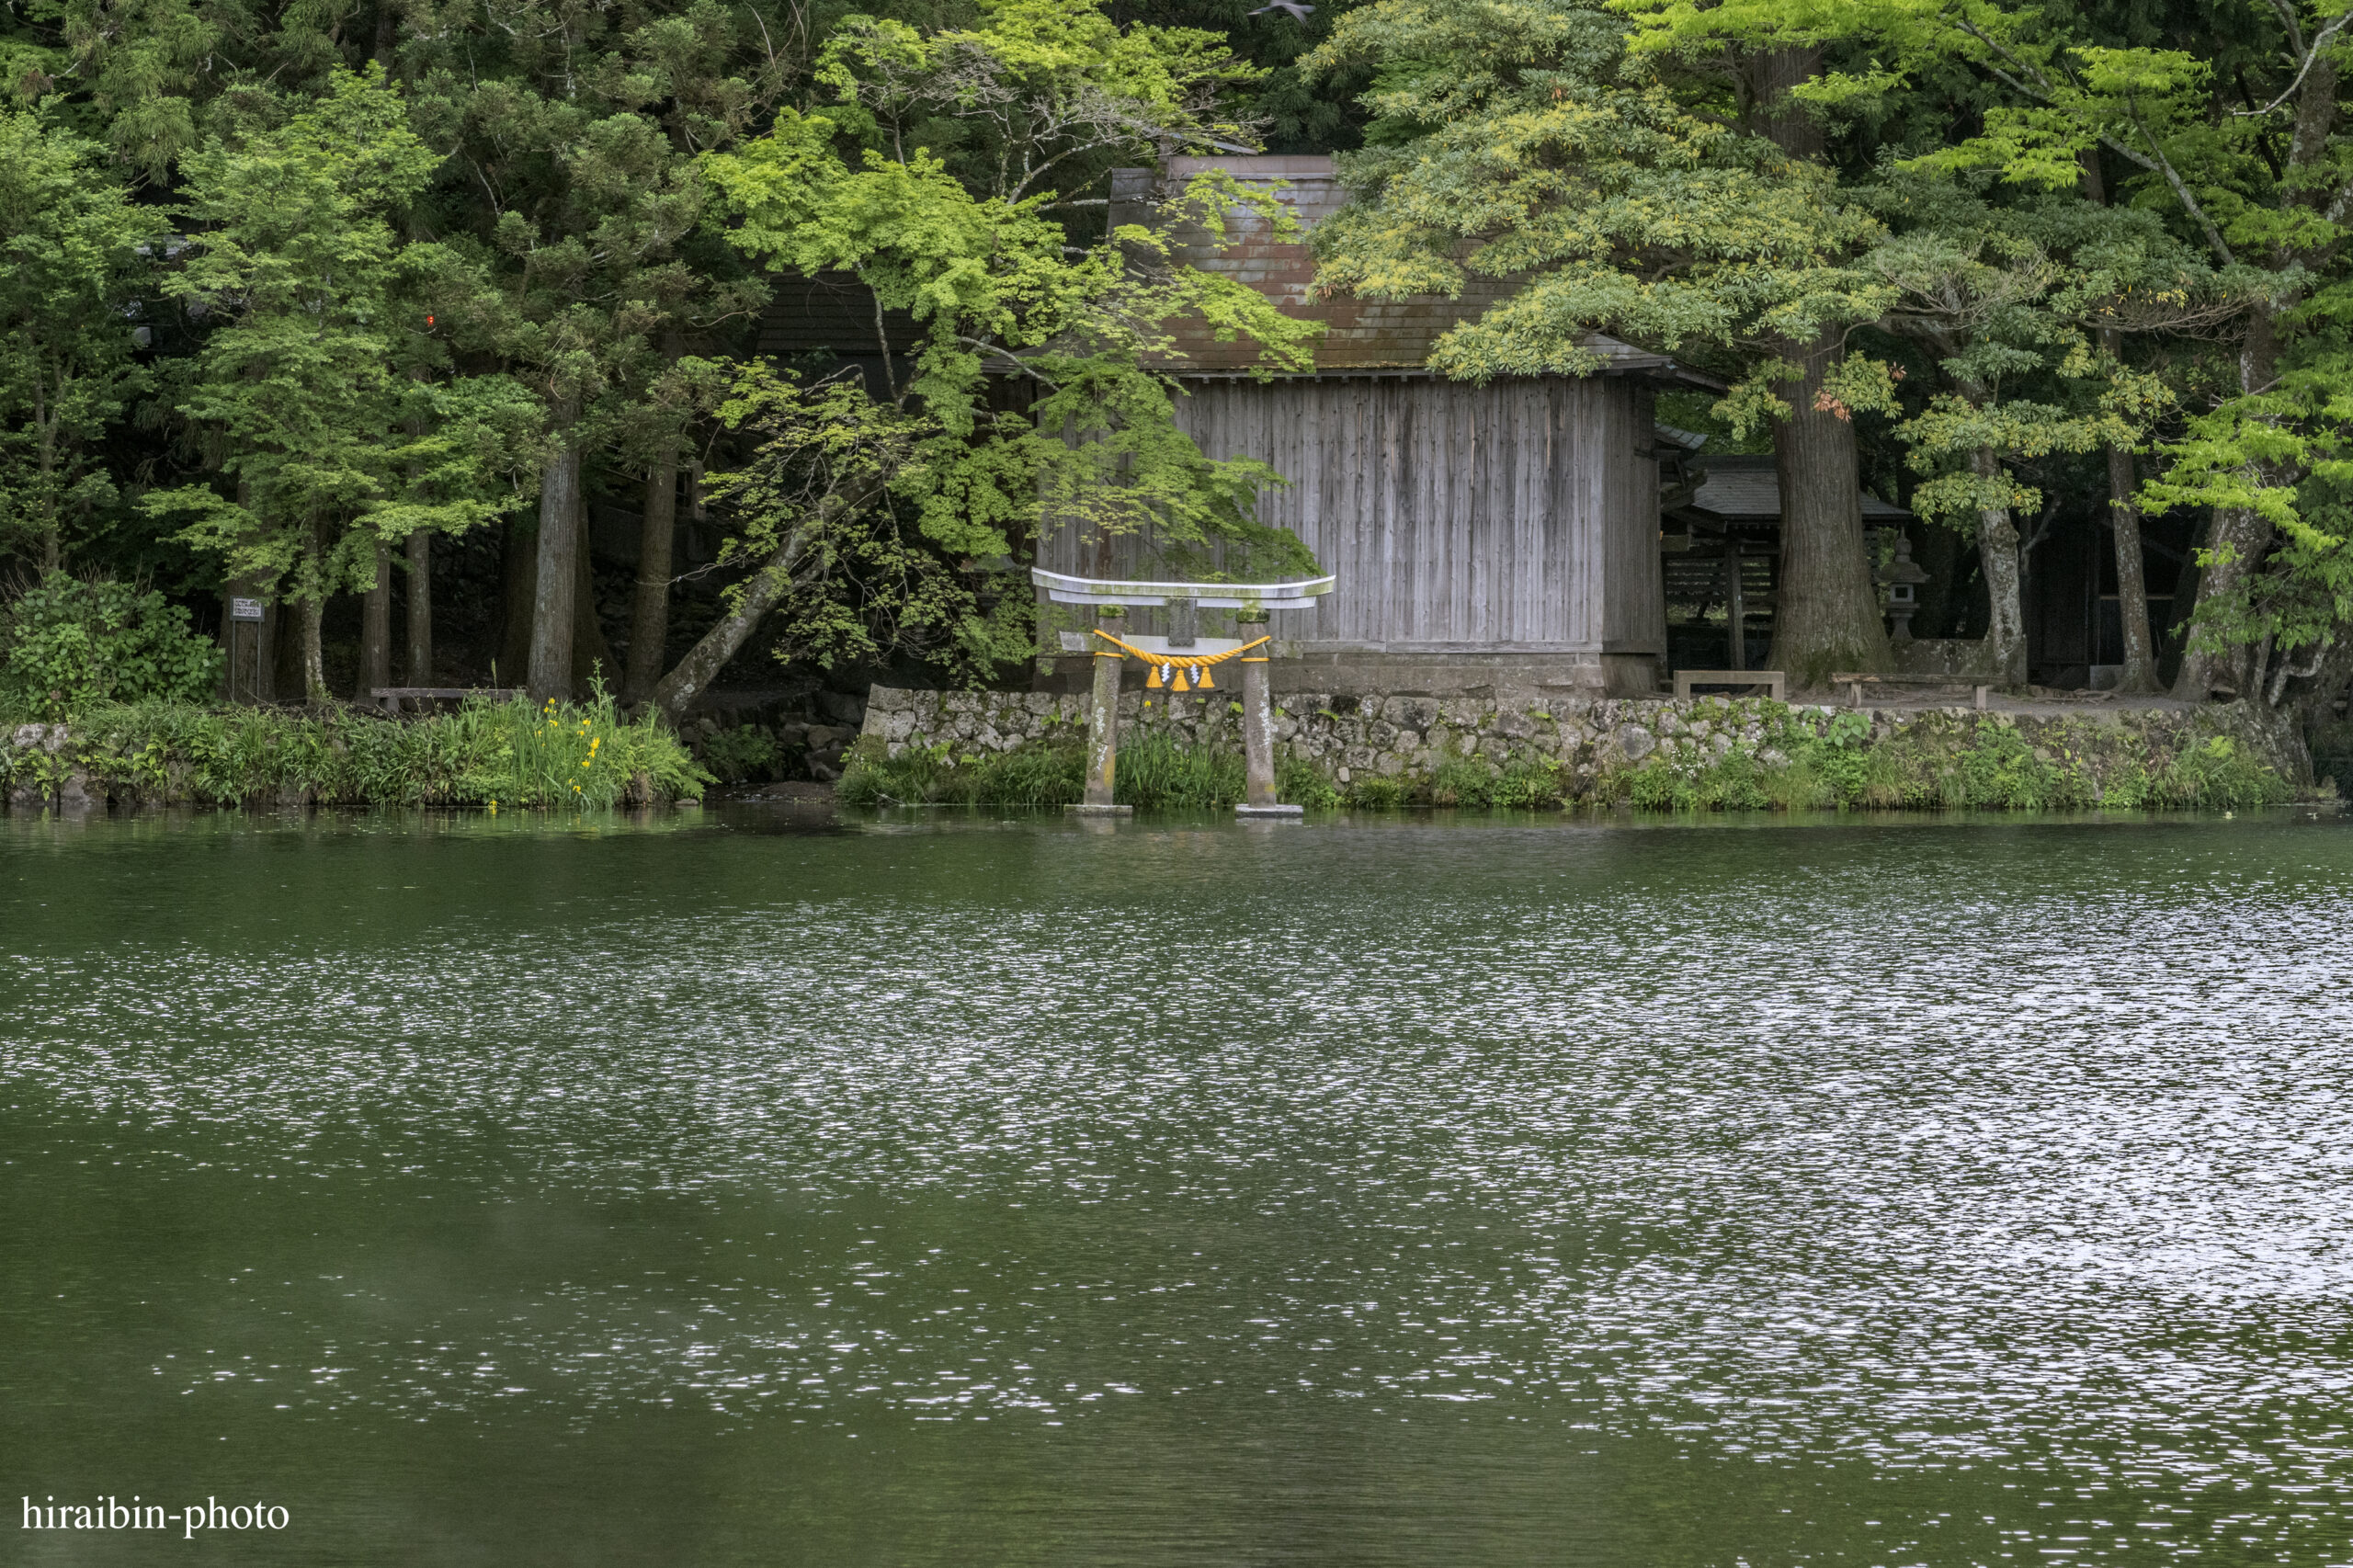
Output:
[5, 804, 2351, 1565]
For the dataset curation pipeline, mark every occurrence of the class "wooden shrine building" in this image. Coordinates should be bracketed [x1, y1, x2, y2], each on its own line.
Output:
[1029, 154, 1709, 699]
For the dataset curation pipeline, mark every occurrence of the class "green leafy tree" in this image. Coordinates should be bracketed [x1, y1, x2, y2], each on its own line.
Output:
[1851, 179, 2222, 685]
[1631, 0, 2353, 709]
[613, 349, 731, 707]
[0, 112, 163, 572]
[0, 0, 235, 181]
[673, 0, 1321, 722]
[1301, 0, 1898, 685]
[402, 0, 782, 701]
[145, 68, 517, 702]
[653, 363, 973, 716]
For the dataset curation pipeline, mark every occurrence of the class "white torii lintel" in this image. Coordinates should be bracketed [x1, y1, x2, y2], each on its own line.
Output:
[1058, 632, 1253, 656]
[1030, 566, 1336, 611]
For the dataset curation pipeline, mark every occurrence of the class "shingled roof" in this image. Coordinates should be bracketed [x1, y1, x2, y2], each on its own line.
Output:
[1120, 154, 1683, 380]
[754, 153, 1691, 382]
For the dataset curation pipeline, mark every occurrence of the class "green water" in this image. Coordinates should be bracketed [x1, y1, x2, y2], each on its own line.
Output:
[5, 804, 2351, 1566]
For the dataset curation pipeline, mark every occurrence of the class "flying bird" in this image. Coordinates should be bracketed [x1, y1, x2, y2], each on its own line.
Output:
[1246, 0, 1314, 21]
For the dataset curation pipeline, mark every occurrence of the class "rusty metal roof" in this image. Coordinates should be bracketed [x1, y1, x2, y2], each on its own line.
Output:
[1673, 455, 1913, 528]
[1124, 155, 1682, 380]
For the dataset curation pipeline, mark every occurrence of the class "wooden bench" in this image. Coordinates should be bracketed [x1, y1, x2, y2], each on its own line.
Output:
[1830, 672, 1993, 710]
[367, 687, 520, 714]
[1674, 669, 1786, 699]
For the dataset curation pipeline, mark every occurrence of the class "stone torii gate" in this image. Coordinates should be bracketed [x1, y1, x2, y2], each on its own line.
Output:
[1032, 567, 1335, 817]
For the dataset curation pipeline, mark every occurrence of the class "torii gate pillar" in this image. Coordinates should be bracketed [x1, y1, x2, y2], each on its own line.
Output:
[1077, 607, 1131, 815]
[1234, 618, 1299, 817]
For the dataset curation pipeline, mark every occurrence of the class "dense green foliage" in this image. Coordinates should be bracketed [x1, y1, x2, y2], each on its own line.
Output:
[0, 0, 1332, 716]
[4, 693, 709, 808]
[10, 0, 2353, 736]
[0, 573, 223, 717]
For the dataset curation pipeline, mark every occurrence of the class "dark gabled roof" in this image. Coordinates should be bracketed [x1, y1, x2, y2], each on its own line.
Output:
[756, 273, 923, 359]
[754, 156, 1695, 383]
[1673, 454, 1912, 528]
[1120, 155, 1685, 381]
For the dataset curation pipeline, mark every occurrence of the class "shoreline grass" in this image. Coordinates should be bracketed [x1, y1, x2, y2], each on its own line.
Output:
[841, 717, 2295, 814]
[3, 692, 710, 811]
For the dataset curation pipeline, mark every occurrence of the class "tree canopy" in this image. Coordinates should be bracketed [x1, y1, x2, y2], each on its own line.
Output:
[7, 0, 2353, 729]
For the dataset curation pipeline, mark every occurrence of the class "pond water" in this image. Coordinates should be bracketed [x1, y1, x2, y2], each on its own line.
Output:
[4, 803, 2351, 1566]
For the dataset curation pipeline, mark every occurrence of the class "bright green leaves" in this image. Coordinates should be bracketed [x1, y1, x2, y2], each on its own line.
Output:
[815, 0, 1261, 200]
[702, 0, 1323, 600]
[1899, 394, 2125, 532]
[0, 111, 163, 568]
[145, 68, 532, 620]
[705, 115, 1319, 564]
[2140, 355, 2353, 666]
[1859, 187, 2199, 543]
[0, 572, 222, 718]
[169, 67, 438, 326]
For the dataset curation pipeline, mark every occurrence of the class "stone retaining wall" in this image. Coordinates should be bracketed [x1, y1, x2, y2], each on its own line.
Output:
[861, 686, 2312, 806]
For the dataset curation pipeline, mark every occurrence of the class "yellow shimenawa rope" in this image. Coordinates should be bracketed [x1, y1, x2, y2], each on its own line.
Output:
[1091, 629, 1269, 692]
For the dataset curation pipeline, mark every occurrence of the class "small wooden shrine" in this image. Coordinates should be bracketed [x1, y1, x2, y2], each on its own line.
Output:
[1031, 154, 1706, 700]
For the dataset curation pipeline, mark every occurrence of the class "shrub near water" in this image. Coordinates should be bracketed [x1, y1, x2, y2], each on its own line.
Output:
[0, 574, 222, 718]
[16, 692, 709, 809]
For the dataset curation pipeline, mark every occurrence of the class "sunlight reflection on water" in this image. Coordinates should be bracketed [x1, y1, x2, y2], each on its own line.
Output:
[4, 807, 2350, 1564]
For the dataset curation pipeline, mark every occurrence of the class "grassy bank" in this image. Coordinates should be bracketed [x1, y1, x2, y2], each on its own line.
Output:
[4, 693, 710, 810]
[1615, 707, 2293, 812]
[837, 733, 1249, 809]
[842, 704, 2296, 814]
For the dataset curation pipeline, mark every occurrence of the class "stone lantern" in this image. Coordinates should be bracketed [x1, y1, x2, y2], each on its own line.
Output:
[1877, 532, 1930, 643]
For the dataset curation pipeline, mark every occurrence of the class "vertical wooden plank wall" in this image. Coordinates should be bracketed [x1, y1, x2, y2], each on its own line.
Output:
[1038, 375, 1665, 658]
[1601, 385, 1668, 656]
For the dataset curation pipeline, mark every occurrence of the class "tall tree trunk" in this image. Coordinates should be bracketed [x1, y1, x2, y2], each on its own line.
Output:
[1971, 446, 2029, 686]
[404, 528, 433, 685]
[1749, 45, 1889, 687]
[497, 516, 536, 687]
[625, 451, 677, 705]
[573, 539, 616, 695]
[2077, 151, 2161, 695]
[35, 385, 60, 573]
[299, 597, 329, 707]
[361, 540, 393, 707]
[2173, 308, 2281, 699]
[2102, 442, 2160, 693]
[299, 525, 331, 705]
[529, 434, 582, 704]
[650, 479, 876, 725]
[301, 599, 328, 706]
